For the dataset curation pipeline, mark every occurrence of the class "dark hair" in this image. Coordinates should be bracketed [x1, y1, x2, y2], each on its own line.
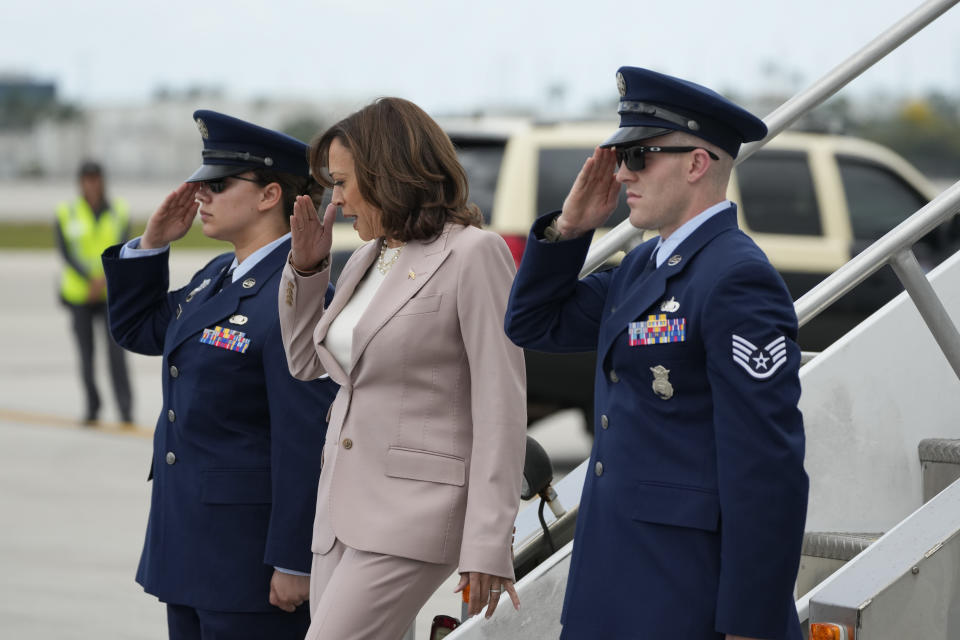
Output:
[251, 169, 324, 229]
[309, 97, 482, 242]
[78, 160, 103, 178]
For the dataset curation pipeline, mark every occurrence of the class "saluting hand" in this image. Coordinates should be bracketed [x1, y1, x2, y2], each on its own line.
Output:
[556, 146, 620, 239]
[141, 183, 200, 250]
[290, 198, 336, 272]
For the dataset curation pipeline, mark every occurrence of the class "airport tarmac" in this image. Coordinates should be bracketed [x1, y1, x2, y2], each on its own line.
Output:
[0, 249, 592, 639]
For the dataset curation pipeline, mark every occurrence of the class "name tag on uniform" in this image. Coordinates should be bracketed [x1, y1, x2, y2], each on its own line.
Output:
[200, 325, 251, 353]
[628, 314, 686, 346]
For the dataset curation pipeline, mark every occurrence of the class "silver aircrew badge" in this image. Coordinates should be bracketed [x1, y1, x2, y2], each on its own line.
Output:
[667, 255, 682, 267]
[242, 278, 256, 289]
[616, 72, 627, 97]
[196, 118, 209, 139]
[650, 365, 674, 400]
[229, 314, 248, 325]
[185, 278, 212, 302]
[660, 296, 680, 313]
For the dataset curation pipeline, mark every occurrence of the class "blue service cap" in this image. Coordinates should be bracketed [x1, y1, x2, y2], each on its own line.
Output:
[186, 110, 310, 182]
[600, 67, 767, 158]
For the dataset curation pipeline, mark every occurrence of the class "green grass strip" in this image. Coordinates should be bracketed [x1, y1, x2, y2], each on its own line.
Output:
[0, 222, 225, 250]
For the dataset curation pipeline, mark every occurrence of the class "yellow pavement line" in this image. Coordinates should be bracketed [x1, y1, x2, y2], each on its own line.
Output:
[0, 408, 153, 438]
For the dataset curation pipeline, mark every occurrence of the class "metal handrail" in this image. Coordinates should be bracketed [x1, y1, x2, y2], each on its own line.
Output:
[794, 179, 960, 378]
[579, 0, 960, 278]
[739, 0, 960, 163]
[795, 180, 960, 325]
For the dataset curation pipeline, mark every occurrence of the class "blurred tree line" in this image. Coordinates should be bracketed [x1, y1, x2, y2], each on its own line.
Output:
[796, 92, 960, 179]
[855, 94, 960, 179]
[3, 75, 958, 180]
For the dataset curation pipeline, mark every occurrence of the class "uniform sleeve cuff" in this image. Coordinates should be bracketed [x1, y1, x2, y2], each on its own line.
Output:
[119, 237, 170, 259]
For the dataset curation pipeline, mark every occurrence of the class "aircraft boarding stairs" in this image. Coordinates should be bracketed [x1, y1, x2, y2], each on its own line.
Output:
[445, 194, 960, 639]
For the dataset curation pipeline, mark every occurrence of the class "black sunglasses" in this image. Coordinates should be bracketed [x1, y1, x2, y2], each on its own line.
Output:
[201, 175, 261, 194]
[615, 145, 720, 172]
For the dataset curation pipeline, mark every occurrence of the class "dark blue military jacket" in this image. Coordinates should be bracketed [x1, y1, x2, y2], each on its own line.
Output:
[102, 239, 337, 612]
[506, 207, 808, 640]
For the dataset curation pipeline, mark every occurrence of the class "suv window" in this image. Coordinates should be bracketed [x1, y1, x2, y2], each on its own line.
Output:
[838, 155, 928, 240]
[738, 150, 822, 236]
[537, 148, 631, 227]
[453, 138, 505, 225]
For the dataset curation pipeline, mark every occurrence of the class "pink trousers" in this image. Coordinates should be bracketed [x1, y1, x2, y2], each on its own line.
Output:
[306, 538, 456, 640]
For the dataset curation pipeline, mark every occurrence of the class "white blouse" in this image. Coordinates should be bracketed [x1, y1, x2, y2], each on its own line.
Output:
[324, 245, 402, 373]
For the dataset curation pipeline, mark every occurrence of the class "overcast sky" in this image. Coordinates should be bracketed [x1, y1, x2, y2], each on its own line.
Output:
[4, 0, 960, 116]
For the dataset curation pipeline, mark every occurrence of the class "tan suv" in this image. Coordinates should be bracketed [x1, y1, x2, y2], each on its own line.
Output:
[327, 122, 959, 430]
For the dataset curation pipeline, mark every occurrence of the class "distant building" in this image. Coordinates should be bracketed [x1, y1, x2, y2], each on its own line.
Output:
[0, 78, 358, 180]
[0, 75, 57, 130]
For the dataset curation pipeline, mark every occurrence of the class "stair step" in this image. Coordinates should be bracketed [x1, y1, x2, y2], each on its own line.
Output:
[918, 438, 960, 464]
[919, 438, 960, 503]
[797, 531, 882, 598]
[802, 531, 882, 561]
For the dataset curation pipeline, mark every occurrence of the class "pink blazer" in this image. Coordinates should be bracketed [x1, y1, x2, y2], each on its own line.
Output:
[278, 222, 526, 579]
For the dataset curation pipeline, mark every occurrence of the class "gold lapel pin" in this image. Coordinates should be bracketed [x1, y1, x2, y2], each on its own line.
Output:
[408, 270, 416, 280]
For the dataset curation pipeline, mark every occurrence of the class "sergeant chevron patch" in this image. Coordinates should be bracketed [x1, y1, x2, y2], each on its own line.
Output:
[732, 334, 787, 379]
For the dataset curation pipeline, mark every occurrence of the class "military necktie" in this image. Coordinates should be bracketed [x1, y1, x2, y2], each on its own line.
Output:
[214, 266, 236, 294]
[639, 248, 658, 280]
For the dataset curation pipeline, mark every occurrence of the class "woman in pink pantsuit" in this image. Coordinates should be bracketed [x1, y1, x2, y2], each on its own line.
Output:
[277, 97, 527, 640]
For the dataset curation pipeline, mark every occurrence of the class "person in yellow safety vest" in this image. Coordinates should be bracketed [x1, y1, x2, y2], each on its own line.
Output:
[55, 160, 133, 426]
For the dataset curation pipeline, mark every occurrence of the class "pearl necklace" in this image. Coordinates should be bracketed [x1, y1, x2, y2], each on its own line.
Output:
[377, 240, 404, 275]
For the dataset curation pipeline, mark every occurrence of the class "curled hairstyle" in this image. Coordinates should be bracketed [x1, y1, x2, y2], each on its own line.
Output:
[251, 168, 324, 229]
[310, 97, 482, 242]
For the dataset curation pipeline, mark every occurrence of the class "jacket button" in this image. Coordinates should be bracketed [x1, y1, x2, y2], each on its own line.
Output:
[165, 452, 176, 465]
[167, 409, 176, 422]
[595, 461, 604, 476]
[342, 438, 353, 450]
[600, 415, 609, 429]
[609, 370, 620, 383]
[169, 365, 179, 378]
